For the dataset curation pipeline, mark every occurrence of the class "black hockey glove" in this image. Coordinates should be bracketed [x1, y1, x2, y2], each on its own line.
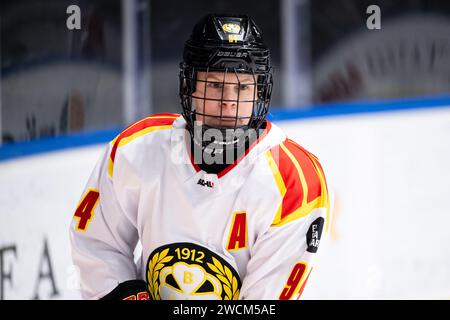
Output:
[100, 280, 149, 300]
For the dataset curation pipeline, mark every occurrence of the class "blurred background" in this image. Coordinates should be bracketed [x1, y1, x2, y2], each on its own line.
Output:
[1, 0, 450, 299]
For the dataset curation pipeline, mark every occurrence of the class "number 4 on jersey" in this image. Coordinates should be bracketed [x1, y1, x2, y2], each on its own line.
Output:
[73, 189, 99, 232]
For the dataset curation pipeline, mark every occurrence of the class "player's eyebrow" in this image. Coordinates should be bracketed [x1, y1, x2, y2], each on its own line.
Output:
[205, 73, 255, 83]
[205, 74, 227, 81]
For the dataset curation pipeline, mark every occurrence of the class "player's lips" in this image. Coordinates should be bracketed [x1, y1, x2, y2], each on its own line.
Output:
[220, 119, 237, 123]
[217, 119, 240, 127]
[202, 116, 247, 127]
[204, 117, 237, 124]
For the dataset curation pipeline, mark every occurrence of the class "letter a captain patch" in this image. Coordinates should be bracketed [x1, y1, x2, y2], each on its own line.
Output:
[227, 211, 247, 251]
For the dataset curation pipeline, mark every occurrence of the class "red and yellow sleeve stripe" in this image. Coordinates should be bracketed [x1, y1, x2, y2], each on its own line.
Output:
[108, 113, 179, 177]
[266, 139, 330, 230]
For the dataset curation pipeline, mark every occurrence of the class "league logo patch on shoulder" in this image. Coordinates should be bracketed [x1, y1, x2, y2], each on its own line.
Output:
[146, 242, 241, 300]
[306, 217, 324, 253]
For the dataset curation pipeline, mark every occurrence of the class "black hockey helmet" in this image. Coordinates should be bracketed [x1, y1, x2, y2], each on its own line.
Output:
[179, 14, 273, 149]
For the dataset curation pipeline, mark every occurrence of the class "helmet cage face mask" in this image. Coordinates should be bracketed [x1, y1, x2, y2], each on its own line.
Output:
[179, 65, 273, 133]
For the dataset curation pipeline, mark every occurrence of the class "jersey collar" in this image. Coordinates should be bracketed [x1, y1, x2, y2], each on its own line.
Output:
[170, 116, 273, 180]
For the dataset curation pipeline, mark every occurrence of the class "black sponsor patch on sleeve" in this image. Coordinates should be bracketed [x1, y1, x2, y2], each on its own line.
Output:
[306, 217, 324, 253]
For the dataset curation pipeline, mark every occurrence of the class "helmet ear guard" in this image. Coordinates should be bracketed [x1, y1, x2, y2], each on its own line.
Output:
[179, 63, 196, 132]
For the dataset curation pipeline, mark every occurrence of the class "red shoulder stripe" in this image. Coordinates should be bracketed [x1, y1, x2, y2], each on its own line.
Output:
[110, 115, 177, 163]
[270, 144, 304, 220]
[283, 139, 322, 203]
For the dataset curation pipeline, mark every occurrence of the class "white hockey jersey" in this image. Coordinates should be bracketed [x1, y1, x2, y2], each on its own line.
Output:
[70, 113, 331, 300]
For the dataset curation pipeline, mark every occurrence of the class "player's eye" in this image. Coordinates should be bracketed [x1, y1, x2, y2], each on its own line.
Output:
[207, 82, 223, 89]
[239, 84, 251, 91]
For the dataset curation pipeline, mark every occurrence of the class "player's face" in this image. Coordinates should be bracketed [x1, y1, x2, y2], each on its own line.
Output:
[192, 71, 256, 128]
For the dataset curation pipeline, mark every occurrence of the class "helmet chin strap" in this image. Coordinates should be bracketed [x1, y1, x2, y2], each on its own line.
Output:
[192, 124, 250, 154]
[190, 122, 260, 171]
[188, 118, 266, 174]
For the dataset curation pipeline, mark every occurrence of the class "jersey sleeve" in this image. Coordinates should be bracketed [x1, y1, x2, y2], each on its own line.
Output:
[69, 141, 140, 299]
[239, 139, 332, 300]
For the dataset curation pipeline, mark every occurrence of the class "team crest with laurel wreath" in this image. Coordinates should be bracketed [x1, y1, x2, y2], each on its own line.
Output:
[146, 242, 241, 300]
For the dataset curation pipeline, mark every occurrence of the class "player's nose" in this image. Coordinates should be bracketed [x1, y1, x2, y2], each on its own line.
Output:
[221, 85, 238, 109]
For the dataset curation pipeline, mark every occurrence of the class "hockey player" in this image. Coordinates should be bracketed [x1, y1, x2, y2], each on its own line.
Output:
[70, 13, 331, 300]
